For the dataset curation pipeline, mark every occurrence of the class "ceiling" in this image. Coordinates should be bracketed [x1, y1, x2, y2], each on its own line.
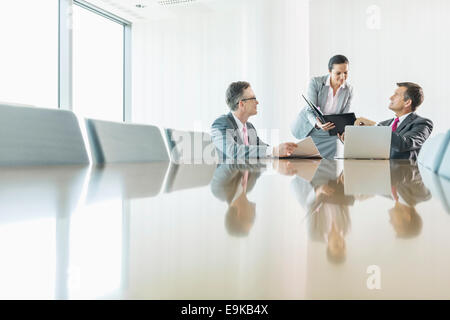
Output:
[84, 0, 233, 22]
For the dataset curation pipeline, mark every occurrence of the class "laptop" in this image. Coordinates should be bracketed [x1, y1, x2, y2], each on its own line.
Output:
[343, 126, 391, 159]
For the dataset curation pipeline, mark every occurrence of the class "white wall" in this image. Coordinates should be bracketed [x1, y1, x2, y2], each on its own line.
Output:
[132, 0, 310, 143]
[310, 0, 450, 135]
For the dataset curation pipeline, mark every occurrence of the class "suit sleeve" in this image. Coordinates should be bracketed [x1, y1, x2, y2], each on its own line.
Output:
[341, 86, 353, 114]
[390, 118, 433, 153]
[211, 119, 269, 160]
[305, 77, 320, 125]
[291, 78, 318, 139]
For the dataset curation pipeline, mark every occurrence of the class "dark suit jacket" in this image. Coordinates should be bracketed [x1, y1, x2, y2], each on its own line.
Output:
[389, 161, 432, 206]
[211, 112, 269, 160]
[378, 113, 433, 161]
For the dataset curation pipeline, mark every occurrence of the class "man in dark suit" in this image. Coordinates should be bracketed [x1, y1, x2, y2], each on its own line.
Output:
[351, 82, 433, 161]
[211, 81, 297, 161]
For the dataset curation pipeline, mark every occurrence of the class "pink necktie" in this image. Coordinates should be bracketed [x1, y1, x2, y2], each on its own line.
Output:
[392, 117, 400, 132]
[242, 170, 249, 191]
[242, 126, 249, 145]
[391, 186, 399, 201]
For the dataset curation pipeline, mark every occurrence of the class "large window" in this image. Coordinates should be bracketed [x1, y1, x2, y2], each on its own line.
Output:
[72, 3, 125, 122]
[0, 1, 58, 108]
[0, 1, 130, 120]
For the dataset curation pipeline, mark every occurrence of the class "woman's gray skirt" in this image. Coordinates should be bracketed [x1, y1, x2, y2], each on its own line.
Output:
[309, 128, 338, 159]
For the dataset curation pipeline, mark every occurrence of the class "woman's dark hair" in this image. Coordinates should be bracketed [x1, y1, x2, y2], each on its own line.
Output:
[328, 55, 349, 72]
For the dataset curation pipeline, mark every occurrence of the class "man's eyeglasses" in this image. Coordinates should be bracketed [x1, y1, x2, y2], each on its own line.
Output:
[241, 97, 257, 102]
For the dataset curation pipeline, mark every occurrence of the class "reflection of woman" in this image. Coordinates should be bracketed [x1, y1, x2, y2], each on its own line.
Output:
[291, 55, 353, 158]
[290, 161, 352, 264]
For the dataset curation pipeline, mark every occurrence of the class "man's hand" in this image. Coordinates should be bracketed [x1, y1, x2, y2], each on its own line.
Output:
[354, 117, 376, 126]
[316, 118, 336, 131]
[273, 142, 298, 158]
[337, 132, 345, 143]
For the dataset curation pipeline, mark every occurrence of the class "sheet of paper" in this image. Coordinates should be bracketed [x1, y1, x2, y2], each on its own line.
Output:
[292, 159, 321, 182]
[290, 137, 321, 158]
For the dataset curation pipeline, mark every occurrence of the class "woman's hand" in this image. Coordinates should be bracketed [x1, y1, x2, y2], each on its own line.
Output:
[316, 184, 335, 199]
[316, 118, 336, 131]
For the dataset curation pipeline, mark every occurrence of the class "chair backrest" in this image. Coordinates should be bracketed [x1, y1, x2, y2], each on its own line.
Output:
[417, 131, 450, 172]
[165, 128, 217, 164]
[86, 119, 169, 163]
[0, 104, 89, 166]
[437, 133, 450, 179]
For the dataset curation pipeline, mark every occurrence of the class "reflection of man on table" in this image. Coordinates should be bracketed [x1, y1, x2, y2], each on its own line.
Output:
[210, 164, 263, 237]
[388, 161, 431, 238]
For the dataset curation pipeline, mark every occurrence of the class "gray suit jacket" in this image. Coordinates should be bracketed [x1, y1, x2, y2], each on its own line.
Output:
[211, 112, 269, 160]
[378, 113, 433, 161]
[291, 75, 354, 139]
[210, 164, 264, 204]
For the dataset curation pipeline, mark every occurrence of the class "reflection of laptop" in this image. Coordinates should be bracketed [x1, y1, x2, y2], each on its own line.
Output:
[344, 160, 391, 195]
[344, 126, 391, 159]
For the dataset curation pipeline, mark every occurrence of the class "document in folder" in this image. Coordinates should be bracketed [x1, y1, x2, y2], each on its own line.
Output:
[302, 94, 326, 123]
[302, 94, 356, 135]
[281, 137, 322, 159]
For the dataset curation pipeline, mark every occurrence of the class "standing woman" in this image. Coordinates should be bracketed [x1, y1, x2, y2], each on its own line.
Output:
[291, 55, 353, 158]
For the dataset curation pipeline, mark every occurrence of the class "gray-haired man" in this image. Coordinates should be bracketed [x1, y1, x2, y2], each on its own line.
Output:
[211, 81, 297, 160]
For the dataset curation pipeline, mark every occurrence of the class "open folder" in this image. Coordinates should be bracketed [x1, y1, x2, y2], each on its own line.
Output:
[280, 136, 322, 159]
[302, 94, 356, 135]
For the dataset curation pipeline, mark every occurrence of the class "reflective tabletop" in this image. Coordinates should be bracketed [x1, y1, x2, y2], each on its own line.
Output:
[1, 159, 449, 299]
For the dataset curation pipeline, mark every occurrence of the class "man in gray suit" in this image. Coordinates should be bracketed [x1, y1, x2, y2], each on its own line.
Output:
[211, 81, 297, 161]
[351, 82, 433, 161]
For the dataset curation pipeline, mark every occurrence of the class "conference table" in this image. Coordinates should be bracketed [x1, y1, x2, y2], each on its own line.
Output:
[0, 159, 449, 300]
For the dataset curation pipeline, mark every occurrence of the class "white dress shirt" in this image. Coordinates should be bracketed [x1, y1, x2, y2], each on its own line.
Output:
[232, 113, 247, 144]
[322, 204, 345, 242]
[232, 112, 272, 157]
[322, 75, 347, 115]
